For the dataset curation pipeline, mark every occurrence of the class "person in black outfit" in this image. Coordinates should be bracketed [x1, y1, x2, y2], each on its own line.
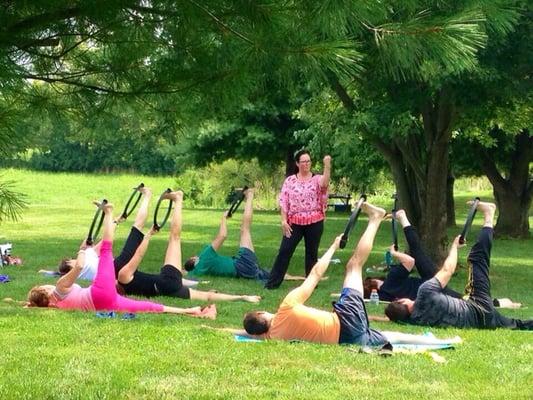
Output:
[117, 190, 261, 304]
[364, 209, 462, 302]
[385, 201, 532, 330]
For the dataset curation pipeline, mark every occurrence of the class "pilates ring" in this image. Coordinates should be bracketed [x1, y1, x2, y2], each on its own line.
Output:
[459, 197, 480, 244]
[87, 199, 108, 245]
[120, 183, 144, 220]
[153, 189, 173, 231]
[227, 186, 248, 218]
[340, 194, 366, 249]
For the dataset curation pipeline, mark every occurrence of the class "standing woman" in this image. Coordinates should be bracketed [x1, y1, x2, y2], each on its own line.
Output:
[265, 150, 331, 289]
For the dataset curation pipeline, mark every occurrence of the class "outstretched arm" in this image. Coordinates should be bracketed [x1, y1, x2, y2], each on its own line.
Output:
[283, 234, 342, 305]
[55, 244, 86, 294]
[435, 235, 463, 288]
[189, 289, 260, 303]
[211, 213, 228, 251]
[369, 315, 391, 322]
[117, 228, 156, 284]
[319, 155, 331, 189]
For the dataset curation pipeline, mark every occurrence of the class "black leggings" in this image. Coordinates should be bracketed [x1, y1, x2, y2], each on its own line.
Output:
[465, 228, 532, 330]
[265, 220, 324, 289]
[113, 227, 144, 277]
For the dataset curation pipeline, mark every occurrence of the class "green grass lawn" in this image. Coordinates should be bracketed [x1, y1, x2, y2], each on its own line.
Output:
[0, 168, 532, 400]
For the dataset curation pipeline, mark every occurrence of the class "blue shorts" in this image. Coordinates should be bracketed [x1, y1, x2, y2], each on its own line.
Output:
[234, 247, 270, 282]
[333, 288, 387, 347]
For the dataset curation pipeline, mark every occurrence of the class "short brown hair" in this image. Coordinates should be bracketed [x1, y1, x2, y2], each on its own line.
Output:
[243, 311, 271, 335]
[27, 286, 52, 307]
[184, 256, 197, 272]
[58, 258, 73, 275]
[385, 301, 411, 322]
[363, 277, 385, 298]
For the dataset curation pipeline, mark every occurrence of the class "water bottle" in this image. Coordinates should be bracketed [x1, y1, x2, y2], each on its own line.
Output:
[370, 289, 379, 306]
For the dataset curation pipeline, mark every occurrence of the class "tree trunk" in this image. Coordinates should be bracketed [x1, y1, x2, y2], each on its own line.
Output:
[493, 188, 532, 237]
[285, 149, 297, 177]
[372, 139, 420, 226]
[329, 77, 456, 261]
[414, 89, 456, 262]
[478, 129, 532, 238]
[447, 171, 456, 227]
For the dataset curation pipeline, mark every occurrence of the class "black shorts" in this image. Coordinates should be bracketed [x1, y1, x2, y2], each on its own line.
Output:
[114, 227, 144, 276]
[156, 265, 191, 299]
[333, 288, 387, 347]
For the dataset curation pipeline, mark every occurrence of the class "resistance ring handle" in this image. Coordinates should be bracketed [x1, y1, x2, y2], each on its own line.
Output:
[391, 193, 399, 251]
[120, 183, 144, 220]
[459, 197, 480, 244]
[153, 189, 173, 231]
[227, 186, 248, 218]
[340, 194, 367, 249]
[87, 199, 108, 246]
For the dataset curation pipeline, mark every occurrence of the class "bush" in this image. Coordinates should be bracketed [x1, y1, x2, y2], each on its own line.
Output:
[175, 159, 285, 209]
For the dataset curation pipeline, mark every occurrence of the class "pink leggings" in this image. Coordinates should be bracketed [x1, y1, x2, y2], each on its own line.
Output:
[90, 241, 164, 313]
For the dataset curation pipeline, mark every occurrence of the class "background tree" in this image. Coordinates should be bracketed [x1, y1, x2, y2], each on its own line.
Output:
[326, 0, 523, 260]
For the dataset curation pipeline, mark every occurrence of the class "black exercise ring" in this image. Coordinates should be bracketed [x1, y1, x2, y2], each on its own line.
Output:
[87, 199, 108, 245]
[227, 186, 248, 218]
[340, 194, 367, 249]
[120, 183, 144, 220]
[153, 188, 173, 231]
[459, 197, 480, 244]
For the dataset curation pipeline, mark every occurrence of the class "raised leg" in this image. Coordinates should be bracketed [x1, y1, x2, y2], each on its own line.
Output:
[163, 191, 184, 272]
[239, 189, 254, 251]
[463, 202, 496, 311]
[132, 186, 152, 231]
[91, 203, 120, 309]
[343, 203, 386, 294]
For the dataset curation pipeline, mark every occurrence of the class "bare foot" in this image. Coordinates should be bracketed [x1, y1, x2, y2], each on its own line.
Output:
[140, 186, 152, 198]
[198, 304, 217, 319]
[114, 216, 126, 224]
[94, 201, 114, 214]
[244, 188, 254, 199]
[362, 202, 386, 220]
[496, 298, 522, 309]
[468, 200, 496, 226]
[474, 201, 496, 215]
[163, 190, 183, 202]
[394, 209, 411, 227]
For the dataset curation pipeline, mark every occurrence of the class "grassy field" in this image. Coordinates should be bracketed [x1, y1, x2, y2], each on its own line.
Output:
[0, 168, 532, 400]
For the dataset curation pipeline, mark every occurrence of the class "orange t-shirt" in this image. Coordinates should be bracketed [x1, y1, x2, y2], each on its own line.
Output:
[266, 289, 340, 344]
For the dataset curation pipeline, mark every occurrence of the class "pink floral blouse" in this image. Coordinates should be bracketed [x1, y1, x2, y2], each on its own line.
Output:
[279, 174, 329, 225]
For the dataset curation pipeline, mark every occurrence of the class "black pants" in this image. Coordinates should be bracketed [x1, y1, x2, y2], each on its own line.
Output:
[265, 220, 324, 289]
[466, 227, 532, 330]
[404, 226, 462, 298]
[113, 227, 144, 277]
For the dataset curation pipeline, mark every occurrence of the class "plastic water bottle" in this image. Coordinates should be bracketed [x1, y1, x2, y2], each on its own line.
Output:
[370, 289, 379, 306]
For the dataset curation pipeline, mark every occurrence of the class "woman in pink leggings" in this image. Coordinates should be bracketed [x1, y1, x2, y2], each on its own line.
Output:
[26, 201, 216, 319]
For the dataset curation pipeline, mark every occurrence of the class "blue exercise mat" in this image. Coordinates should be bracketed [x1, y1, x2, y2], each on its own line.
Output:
[234, 333, 458, 350]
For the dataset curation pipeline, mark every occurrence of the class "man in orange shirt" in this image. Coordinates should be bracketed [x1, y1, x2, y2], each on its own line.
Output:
[240, 202, 461, 348]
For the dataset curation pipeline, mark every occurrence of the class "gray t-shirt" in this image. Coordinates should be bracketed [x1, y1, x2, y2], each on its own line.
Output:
[409, 278, 482, 328]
